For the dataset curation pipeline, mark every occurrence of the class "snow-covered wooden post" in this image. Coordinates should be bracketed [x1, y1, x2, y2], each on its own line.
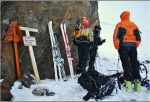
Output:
[20, 26, 40, 84]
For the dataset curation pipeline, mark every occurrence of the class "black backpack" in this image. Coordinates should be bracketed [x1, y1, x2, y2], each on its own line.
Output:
[78, 70, 120, 101]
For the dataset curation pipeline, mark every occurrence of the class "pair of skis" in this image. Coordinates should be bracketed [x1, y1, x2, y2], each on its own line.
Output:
[60, 23, 74, 78]
[48, 21, 66, 82]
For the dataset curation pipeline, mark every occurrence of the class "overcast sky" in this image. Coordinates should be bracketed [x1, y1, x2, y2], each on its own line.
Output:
[98, 1, 149, 31]
[98, 1, 150, 58]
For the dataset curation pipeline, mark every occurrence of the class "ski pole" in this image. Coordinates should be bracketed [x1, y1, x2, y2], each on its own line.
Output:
[98, 55, 102, 71]
[117, 54, 122, 90]
[117, 54, 120, 72]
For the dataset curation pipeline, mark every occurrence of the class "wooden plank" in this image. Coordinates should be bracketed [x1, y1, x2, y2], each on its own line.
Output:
[20, 26, 40, 84]
[20, 26, 38, 32]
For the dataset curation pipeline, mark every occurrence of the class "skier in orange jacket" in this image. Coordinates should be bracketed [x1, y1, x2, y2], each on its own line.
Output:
[113, 11, 141, 92]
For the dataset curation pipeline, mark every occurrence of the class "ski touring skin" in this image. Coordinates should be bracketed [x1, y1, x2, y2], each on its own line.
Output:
[48, 21, 66, 82]
[60, 23, 74, 78]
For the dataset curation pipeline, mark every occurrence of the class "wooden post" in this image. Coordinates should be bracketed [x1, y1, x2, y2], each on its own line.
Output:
[13, 30, 21, 79]
[4, 21, 23, 79]
[19, 26, 40, 84]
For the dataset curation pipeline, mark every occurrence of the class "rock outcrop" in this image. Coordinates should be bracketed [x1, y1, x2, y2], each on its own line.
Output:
[1, 1, 100, 92]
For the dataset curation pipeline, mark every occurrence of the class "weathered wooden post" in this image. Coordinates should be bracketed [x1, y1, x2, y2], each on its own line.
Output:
[20, 26, 40, 84]
[4, 21, 23, 79]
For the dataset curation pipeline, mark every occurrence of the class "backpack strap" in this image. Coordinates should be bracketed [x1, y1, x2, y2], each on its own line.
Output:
[91, 78, 98, 89]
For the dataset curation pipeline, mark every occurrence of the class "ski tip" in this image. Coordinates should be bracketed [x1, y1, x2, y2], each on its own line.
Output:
[48, 21, 52, 25]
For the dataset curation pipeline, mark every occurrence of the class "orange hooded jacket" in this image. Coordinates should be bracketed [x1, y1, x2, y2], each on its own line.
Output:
[113, 11, 141, 50]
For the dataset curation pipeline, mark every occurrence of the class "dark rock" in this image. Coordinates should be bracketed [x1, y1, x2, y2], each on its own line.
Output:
[32, 88, 45, 96]
[45, 89, 55, 96]
[1, 42, 16, 86]
[18, 82, 23, 89]
[0, 80, 13, 101]
[20, 73, 35, 88]
[1, 1, 100, 89]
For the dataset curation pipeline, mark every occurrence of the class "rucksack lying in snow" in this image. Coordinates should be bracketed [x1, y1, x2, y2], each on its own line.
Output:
[78, 70, 121, 101]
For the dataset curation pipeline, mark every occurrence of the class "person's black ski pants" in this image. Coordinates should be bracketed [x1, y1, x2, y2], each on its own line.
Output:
[89, 45, 98, 70]
[118, 46, 141, 81]
[76, 42, 90, 74]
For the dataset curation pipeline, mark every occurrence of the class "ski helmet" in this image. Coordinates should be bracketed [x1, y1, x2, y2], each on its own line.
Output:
[82, 19, 89, 27]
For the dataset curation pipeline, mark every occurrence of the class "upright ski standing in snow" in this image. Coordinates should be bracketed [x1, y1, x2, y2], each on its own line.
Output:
[48, 21, 66, 82]
[60, 22, 74, 78]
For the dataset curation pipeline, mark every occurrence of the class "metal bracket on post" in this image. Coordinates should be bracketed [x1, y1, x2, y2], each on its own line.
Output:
[20, 26, 40, 84]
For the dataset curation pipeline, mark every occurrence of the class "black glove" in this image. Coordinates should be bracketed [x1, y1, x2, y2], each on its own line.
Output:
[99, 39, 106, 45]
[72, 37, 78, 46]
[101, 39, 106, 43]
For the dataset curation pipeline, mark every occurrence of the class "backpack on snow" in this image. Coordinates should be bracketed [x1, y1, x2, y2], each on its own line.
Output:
[78, 70, 121, 101]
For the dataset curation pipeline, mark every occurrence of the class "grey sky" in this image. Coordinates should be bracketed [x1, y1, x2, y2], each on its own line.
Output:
[98, 1, 149, 31]
[98, 1, 150, 57]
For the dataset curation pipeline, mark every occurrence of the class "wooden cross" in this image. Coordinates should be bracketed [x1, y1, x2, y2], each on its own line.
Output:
[20, 26, 40, 84]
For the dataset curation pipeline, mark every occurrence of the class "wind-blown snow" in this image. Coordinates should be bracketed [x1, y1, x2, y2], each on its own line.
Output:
[10, 1, 150, 101]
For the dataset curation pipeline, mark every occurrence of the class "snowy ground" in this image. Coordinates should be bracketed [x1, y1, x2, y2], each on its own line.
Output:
[10, 28, 150, 101]
[9, 1, 150, 101]
[10, 54, 150, 101]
